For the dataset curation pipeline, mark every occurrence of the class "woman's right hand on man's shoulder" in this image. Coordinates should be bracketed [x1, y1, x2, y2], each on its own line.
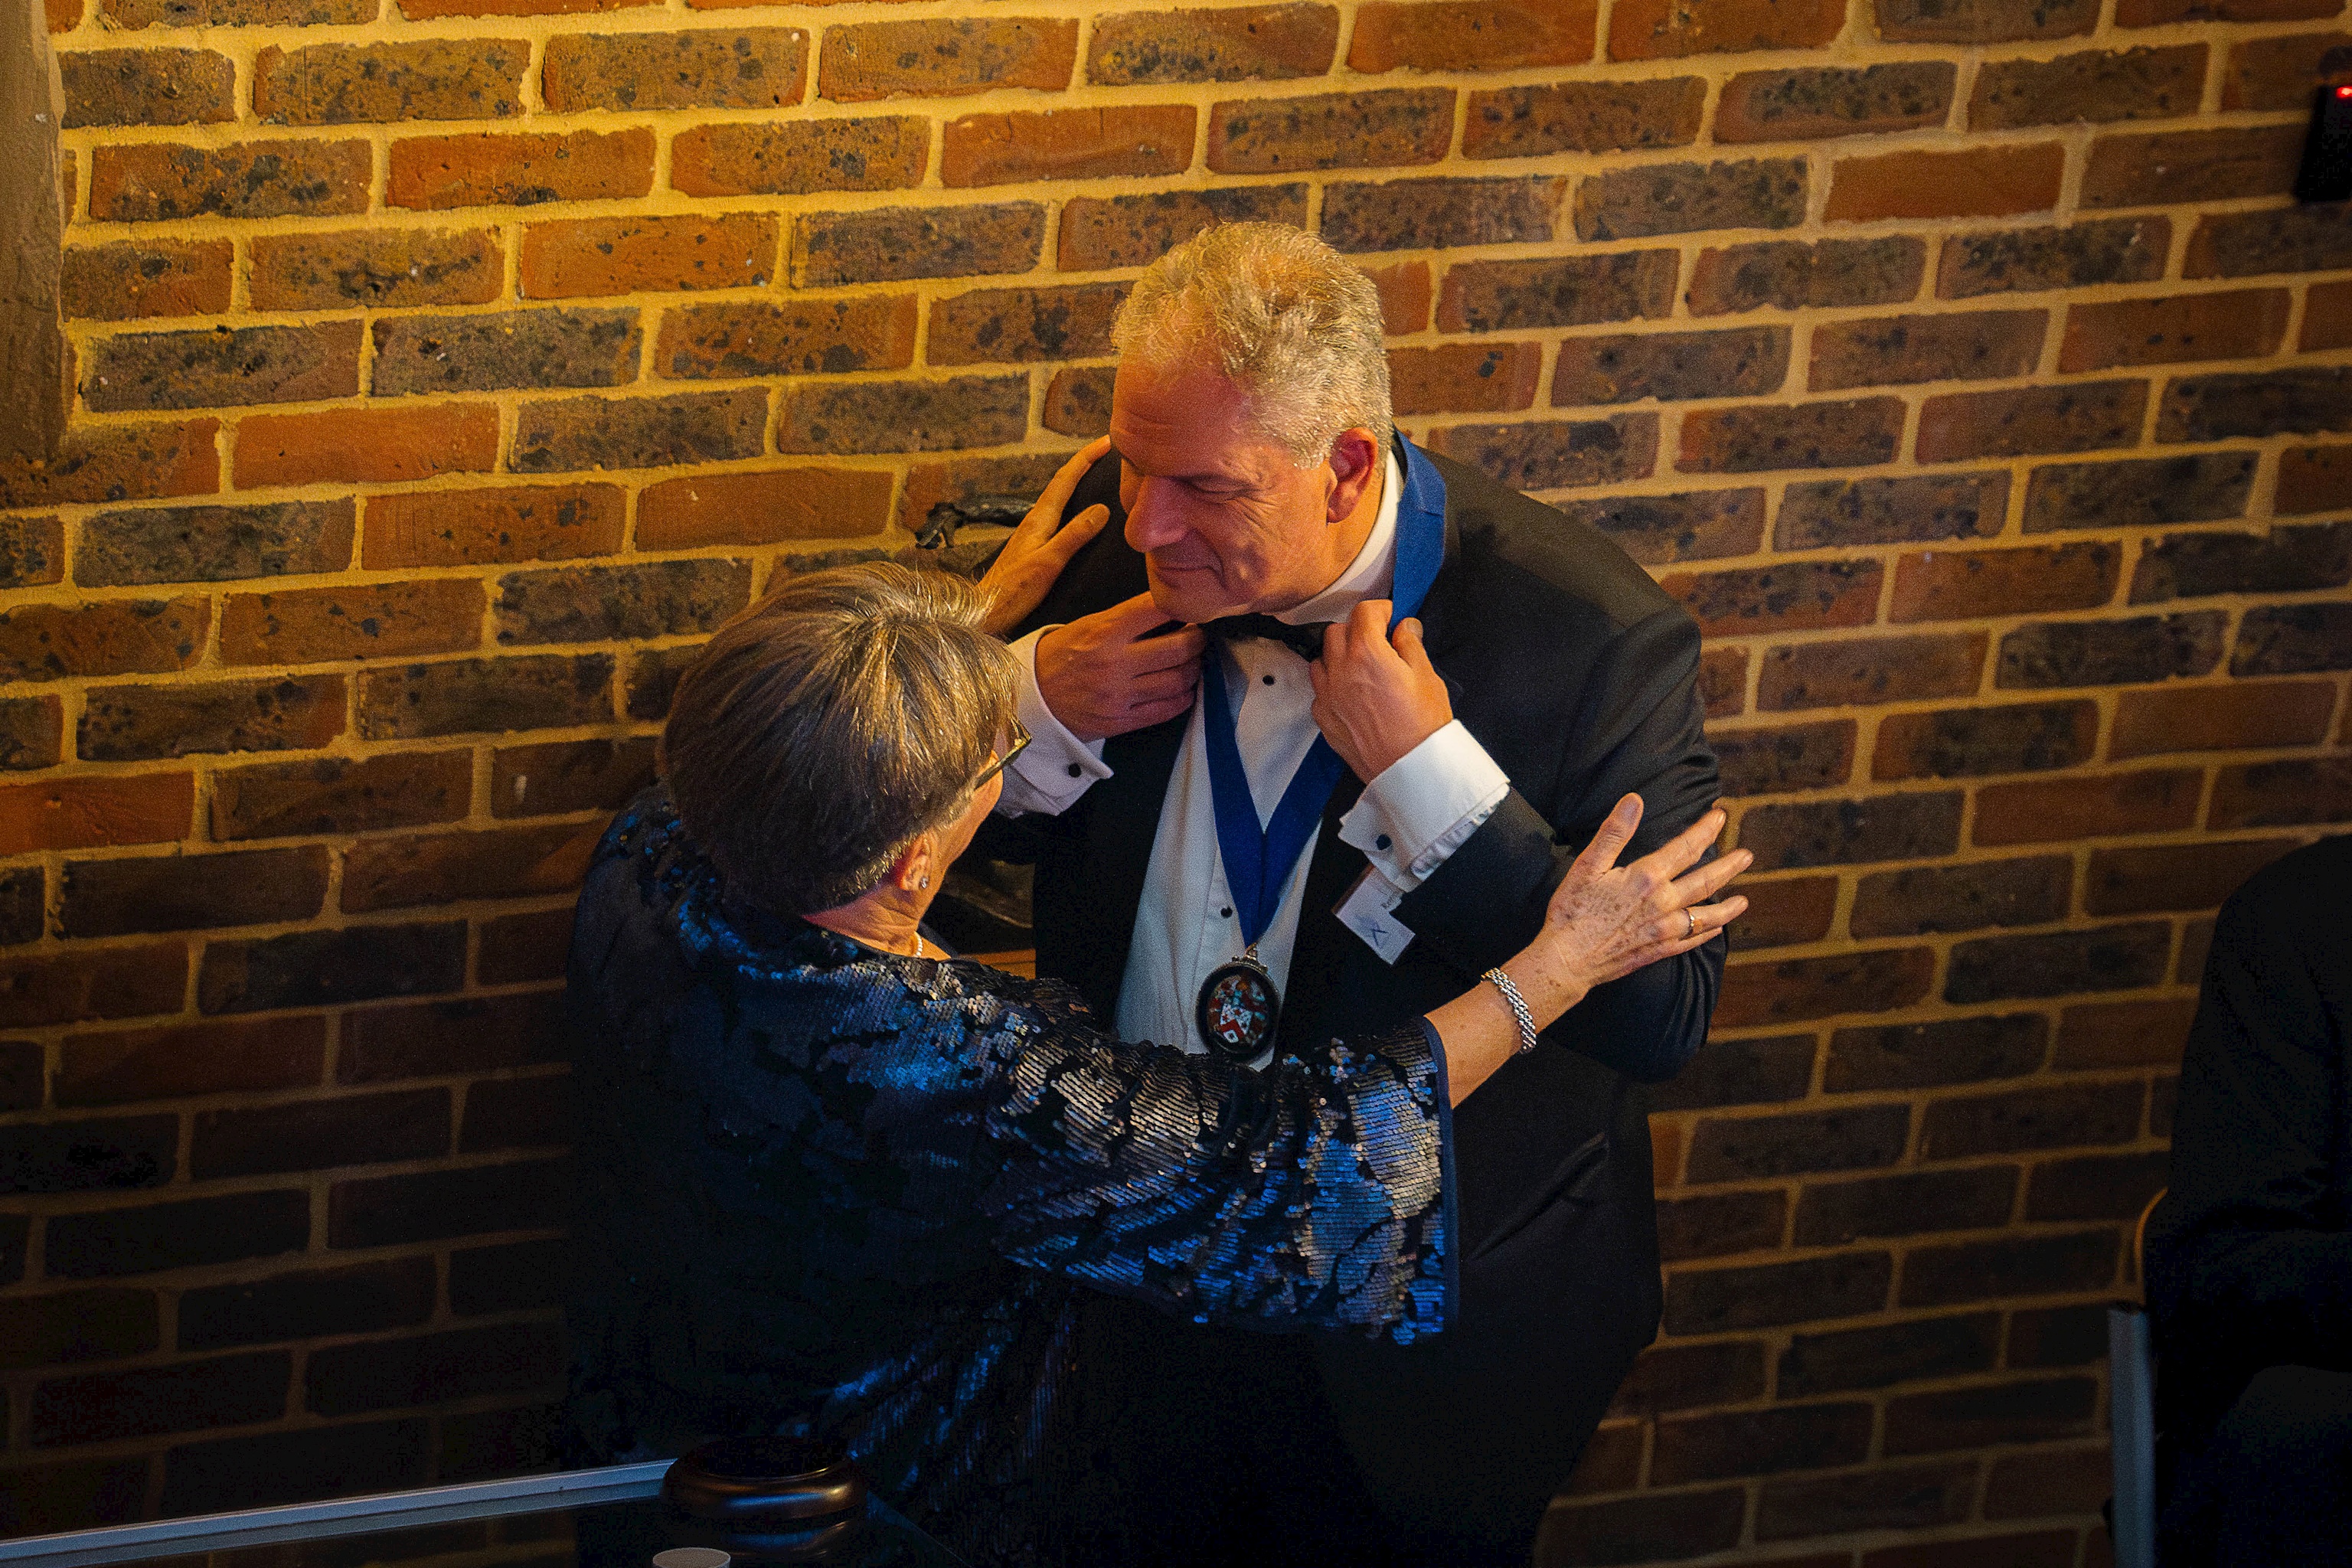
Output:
[1509, 796, 1749, 1024]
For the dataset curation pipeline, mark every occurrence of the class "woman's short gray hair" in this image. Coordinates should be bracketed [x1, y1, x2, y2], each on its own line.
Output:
[662, 563, 1019, 916]
[1111, 222, 1394, 464]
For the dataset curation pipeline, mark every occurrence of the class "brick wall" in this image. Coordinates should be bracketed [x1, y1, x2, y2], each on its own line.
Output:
[4, 0, 2349, 1555]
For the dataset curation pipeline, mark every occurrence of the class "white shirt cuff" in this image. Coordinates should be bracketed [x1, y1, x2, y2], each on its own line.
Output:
[995, 627, 1111, 817]
[1339, 720, 1509, 893]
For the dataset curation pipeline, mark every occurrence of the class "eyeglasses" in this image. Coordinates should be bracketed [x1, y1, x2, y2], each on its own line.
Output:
[973, 718, 1031, 790]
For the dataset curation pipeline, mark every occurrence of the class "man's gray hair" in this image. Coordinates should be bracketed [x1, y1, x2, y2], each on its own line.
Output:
[1111, 222, 1394, 463]
[662, 563, 1019, 915]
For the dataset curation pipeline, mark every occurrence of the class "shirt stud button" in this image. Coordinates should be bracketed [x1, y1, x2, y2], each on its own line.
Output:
[1376, 834, 1392, 851]
[1263, 674, 1276, 685]
[1067, 763, 1083, 778]
[1220, 906, 1233, 919]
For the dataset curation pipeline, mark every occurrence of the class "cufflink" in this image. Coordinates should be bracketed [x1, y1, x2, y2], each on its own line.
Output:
[1376, 834, 1392, 851]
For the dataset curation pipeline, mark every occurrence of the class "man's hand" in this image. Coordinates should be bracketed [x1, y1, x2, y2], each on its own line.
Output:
[1307, 599, 1452, 782]
[976, 436, 1115, 637]
[1036, 595, 1205, 743]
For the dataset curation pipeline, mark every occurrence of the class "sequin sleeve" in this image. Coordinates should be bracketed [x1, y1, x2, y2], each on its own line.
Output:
[975, 994, 1454, 1345]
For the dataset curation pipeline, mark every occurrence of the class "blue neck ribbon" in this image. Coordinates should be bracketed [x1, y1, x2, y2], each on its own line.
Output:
[1199, 442, 1448, 950]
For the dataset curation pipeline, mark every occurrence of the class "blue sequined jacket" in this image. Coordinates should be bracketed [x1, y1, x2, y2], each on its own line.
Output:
[564, 789, 1457, 1564]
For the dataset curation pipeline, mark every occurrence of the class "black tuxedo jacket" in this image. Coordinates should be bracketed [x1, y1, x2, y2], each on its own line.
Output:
[984, 442, 1725, 1561]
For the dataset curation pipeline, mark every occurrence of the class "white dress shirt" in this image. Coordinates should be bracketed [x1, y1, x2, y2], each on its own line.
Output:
[998, 452, 1509, 1059]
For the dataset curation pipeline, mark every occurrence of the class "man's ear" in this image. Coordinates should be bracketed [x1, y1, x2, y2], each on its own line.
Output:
[1325, 427, 1382, 523]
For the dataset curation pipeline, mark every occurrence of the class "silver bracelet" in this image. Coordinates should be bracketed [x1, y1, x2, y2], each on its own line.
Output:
[1481, 967, 1540, 1056]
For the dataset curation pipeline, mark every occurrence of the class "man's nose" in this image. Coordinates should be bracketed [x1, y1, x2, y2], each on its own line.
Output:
[1123, 477, 1185, 550]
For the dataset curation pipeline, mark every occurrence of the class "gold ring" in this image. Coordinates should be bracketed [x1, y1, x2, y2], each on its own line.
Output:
[1684, 907, 1698, 939]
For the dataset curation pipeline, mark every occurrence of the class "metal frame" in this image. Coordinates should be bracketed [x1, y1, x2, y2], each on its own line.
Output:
[0, 1462, 672, 1568]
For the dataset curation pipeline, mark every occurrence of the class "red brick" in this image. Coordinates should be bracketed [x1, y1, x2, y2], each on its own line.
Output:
[1574, 157, 1808, 241]
[354, 654, 614, 741]
[1779, 1314, 2001, 1398]
[90, 140, 368, 222]
[1826, 1014, 2050, 1090]
[2148, 523, 2352, 609]
[57, 1016, 325, 1107]
[1759, 1457, 1975, 1542]
[218, 580, 485, 666]
[1689, 1103, 1909, 1181]
[193, 1089, 449, 1180]
[1660, 560, 1882, 636]
[341, 991, 567, 1083]
[2060, 289, 2291, 373]
[478, 906, 573, 983]
[490, 737, 658, 819]
[943, 106, 1194, 188]
[2186, 205, 2352, 279]
[1554, 327, 1788, 406]
[1057, 185, 1308, 271]
[1462, 77, 1706, 158]
[819, 17, 1078, 101]
[1690, 237, 1926, 315]
[1324, 175, 1562, 253]
[1652, 1401, 1873, 1483]
[59, 846, 328, 937]
[1947, 923, 2173, 1002]
[1716, 62, 1955, 142]
[2224, 31, 2352, 111]
[1983, 1446, 2115, 1521]
[405, 0, 652, 14]
[2211, 757, 2352, 828]
[235, 405, 500, 489]
[2054, 998, 2191, 1071]
[387, 129, 654, 211]
[1890, 542, 2119, 622]
[1942, 217, 2170, 300]
[1537, 1488, 1747, 1563]
[929, 283, 1126, 364]
[1826, 144, 2065, 222]
[248, 228, 502, 313]
[371, 310, 635, 397]
[1971, 44, 2207, 129]
[0, 942, 186, 1028]
[1609, 0, 1845, 59]
[1208, 87, 1453, 173]
[636, 468, 897, 550]
[1715, 720, 1856, 796]
[1557, 1420, 1642, 1495]
[1389, 342, 1541, 415]
[1876, 701, 2099, 781]
[2278, 443, 2352, 514]
[80, 675, 346, 762]
[2110, 679, 2338, 758]
[2081, 126, 2304, 210]
[1810, 309, 2046, 390]
[519, 214, 775, 299]
[1877, 0, 2099, 40]
[1089, 5, 1339, 83]
[539, 28, 805, 113]
[1555, 488, 1767, 565]
[1044, 367, 1114, 436]
[0, 698, 61, 772]
[1715, 948, 1938, 1027]
[1756, 632, 1985, 710]
[1679, 398, 1905, 473]
[1916, 381, 2148, 462]
[31, 1352, 292, 1446]
[1348, 1, 1596, 71]
[1423, 415, 1660, 492]
[2302, 279, 2352, 352]
[1667, 1250, 1896, 1333]
[2118, 0, 2340, 25]
[793, 204, 1046, 287]
[0, 1289, 160, 1369]
[1883, 1378, 2098, 1457]
[200, 921, 467, 1014]
[0, 418, 218, 511]
[2088, 838, 2301, 916]
[0, 774, 193, 856]
[1701, 647, 1749, 717]
[0, 596, 208, 684]
[1975, 768, 2201, 845]
[1726, 875, 1840, 948]
[1438, 251, 1679, 332]
[82, 322, 361, 414]
[775, 377, 1031, 456]
[1366, 261, 1430, 332]
[1739, 791, 1965, 870]
[362, 485, 623, 570]
[61, 240, 231, 322]
[658, 296, 914, 380]
[212, 752, 472, 841]
[342, 822, 600, 912]
[670, 119, 929, 198]
[251, 39, 526, 126]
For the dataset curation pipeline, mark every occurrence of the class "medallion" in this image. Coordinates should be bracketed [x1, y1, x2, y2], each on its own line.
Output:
[1195, 949, 1281, 1063]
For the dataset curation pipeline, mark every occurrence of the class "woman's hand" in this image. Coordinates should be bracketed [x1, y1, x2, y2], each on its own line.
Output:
[975, 436, 1115, 637]
[1507, 795, 1749, 1022]
[1307, 601, 1452, 782]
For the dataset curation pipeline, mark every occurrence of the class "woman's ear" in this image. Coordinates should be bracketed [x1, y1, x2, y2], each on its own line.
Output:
[890, 833, 938, 895]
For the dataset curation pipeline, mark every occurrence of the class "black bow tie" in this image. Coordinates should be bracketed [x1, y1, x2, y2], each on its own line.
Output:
[1201, 613, 1332, 662]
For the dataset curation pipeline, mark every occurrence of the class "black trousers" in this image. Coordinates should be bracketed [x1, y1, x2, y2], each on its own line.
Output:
[2162, 1365, 2352, 1567]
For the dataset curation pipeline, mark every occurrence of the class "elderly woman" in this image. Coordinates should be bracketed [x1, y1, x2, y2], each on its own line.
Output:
[564, 535, 1745, 1563]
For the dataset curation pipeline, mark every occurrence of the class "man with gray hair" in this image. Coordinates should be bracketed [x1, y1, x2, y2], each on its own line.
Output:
[986, 222, 1724, 1564]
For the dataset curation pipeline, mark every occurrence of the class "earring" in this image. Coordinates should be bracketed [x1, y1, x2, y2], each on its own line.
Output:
[919, 875, 930, 890]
